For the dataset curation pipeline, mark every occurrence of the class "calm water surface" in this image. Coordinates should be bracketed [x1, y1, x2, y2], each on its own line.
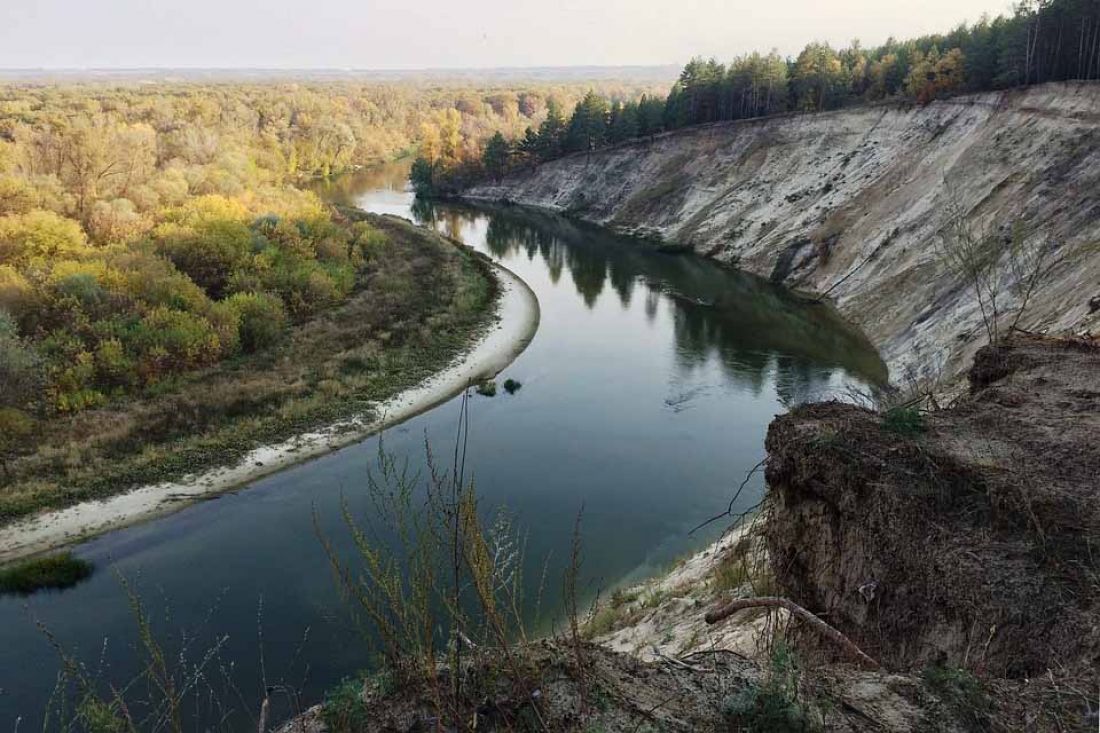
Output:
[0, 163, 886, 729]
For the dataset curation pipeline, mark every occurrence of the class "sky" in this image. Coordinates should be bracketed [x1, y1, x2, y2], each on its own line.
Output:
[2, 0, 1014, 70]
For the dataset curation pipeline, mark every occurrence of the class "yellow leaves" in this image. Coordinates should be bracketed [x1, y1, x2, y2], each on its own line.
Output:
[0, 210, 89, 267]
[419, 121, 442, 164]
[163, 194, 250, 227]
[906, 47, 967, 104]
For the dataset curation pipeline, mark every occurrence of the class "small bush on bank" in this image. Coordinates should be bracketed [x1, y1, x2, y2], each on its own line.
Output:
[476, 379, 498, 397]
[723, 643, 822, 732]
[503, 378, 522, 394]
[0, 552, 93, 595]
[923, 665, 992, 732]
[321, 677, 371, 733]
[883, 406, 925, 436]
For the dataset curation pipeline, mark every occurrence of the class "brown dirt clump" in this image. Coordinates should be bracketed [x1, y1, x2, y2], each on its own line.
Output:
[763, 334, 1100, 727]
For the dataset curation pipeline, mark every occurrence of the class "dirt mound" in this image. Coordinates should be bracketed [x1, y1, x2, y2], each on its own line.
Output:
[764, 335, 1100, 686]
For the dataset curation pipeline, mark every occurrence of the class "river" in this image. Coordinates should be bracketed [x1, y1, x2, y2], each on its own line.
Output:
[0, 162, 886, 730]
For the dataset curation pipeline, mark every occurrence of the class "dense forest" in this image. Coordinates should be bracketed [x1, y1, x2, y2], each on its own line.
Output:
[413, 0, 1100, 193]
[0, 81, 658, 413]
[0, 79, 664, 513]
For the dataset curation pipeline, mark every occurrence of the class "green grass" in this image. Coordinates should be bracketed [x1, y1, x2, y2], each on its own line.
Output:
[0, 552, 93, 595]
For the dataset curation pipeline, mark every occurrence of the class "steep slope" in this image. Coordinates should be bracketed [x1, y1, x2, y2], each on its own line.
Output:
[466, 83, 1100, 379]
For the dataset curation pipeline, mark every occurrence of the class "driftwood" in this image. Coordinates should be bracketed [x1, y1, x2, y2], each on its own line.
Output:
[705, 596, 881, 670]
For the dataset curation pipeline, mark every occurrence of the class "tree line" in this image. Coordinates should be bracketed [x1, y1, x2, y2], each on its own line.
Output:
[413, 0, 1100, 193]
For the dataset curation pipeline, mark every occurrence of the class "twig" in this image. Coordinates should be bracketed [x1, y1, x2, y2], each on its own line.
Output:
[704, 596, 880, 669]
[689, 458, 766, 535]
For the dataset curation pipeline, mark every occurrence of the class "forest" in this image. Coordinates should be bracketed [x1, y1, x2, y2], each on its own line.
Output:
[413, 0, 1100, 193]
[0, 79, 662, 516]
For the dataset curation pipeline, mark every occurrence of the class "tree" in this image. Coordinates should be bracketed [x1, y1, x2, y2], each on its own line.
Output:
[608, 101, 639, 143]
[536, 99, 567, 161]
[565, 91, 610, 155]
[518, 126, 540, 169]
[791, 43, 847, 111]
[482, 132, 510, 181]
[637, 95, 665, 138]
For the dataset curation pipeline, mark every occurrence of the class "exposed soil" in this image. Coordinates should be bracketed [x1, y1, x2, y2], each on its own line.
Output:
[765, 334, 1100, 729]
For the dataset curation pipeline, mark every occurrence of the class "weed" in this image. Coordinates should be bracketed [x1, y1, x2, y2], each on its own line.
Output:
[713, 553, 750, 592]
[883, 406, 925, 436]
[321, 677, 372, 733]
[0, 552, 93, 595]
[723, 643, 821, 732]
[923, 665, 991, 731]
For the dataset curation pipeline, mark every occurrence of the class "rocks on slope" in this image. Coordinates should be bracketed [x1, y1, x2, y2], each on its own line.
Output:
[465, 83, 1100, 380]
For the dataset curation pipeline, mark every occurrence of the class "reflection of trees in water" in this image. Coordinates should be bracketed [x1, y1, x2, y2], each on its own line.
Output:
[311, 161, 412, 207]
[441, 201, 887, 396]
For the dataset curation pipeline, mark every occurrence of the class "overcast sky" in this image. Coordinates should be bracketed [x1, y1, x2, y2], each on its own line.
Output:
[2, 0, 1013, 70]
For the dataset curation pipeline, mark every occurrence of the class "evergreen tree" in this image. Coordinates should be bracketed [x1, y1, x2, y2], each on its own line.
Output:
[536, 98, 566, 161]
[608, 100, 640, 143]
[565, 91, 610, 154]
[518, 126, 540, 168]
[482, 132, 510, 181]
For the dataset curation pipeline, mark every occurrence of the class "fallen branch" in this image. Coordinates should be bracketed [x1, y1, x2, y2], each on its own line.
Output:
[704, 596, 880, 670]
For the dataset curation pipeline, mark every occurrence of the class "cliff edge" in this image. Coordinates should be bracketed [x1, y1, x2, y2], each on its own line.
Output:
[466, 83, 1100, 380]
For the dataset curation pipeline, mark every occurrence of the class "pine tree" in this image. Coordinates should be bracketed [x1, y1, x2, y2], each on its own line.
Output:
[482, 132, 510, 181]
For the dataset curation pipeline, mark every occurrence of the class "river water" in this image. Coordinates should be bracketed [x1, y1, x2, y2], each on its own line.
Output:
[0, 162, 886, 730]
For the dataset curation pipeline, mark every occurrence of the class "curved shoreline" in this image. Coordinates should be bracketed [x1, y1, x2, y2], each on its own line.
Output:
[0, 259, 540, 564]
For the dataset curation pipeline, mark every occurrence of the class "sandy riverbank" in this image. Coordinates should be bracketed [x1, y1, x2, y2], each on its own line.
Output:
[0, 260, 540, 564]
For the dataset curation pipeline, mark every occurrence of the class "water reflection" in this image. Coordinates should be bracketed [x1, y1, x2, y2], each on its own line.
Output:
[411, 197, 887, 402]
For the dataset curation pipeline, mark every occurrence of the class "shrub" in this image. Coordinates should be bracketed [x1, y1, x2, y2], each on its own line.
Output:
[723, 643, 821, 732]
[0, 407, 35, 470]
[223, 292, 287, 353]
[476, 379, 498, 397]
[94, 338, 136, 388]
[0, 310, 43, 408]
[155, 219, 253, 299]
[0, 552, 93, 595]
[923, 666, 991, 731]
[114, 251, 211, 313]
[0, 210, 89, 266]
[131, 307, 222, 380]
[883, 406, 925, 436]
[502, 378, 522, 394]
[321, 677, 370, 733]
[0, 264, 34, 318]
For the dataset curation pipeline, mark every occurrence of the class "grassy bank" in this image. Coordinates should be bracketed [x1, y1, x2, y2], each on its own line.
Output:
[0, 212, 497, 523]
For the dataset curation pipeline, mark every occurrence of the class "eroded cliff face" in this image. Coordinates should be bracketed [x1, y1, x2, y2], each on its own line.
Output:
[764, 335, 1100, 687]
[465, 83, 1100, 380]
